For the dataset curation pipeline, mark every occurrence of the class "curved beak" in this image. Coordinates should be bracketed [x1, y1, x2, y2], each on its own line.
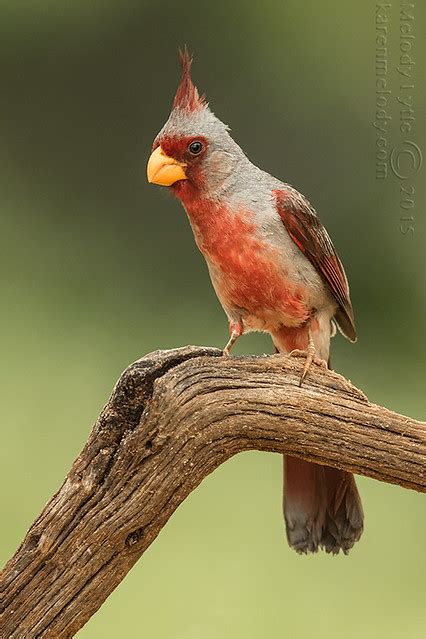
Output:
[147, 146, 187, 186]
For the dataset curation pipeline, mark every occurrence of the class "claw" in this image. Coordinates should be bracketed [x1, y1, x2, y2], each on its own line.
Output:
[288, 327, 327, 386]
[299, 340, 316, 386]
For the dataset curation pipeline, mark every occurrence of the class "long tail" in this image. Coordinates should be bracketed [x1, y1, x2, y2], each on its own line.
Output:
[272, 322, 364, 554]
[283, 456, 364, 554]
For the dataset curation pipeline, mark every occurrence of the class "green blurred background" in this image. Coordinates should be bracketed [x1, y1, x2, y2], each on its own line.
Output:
[1, 1, 425, 637]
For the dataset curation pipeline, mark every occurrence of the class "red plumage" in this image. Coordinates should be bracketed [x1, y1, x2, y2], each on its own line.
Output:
[147, 51, 363, 555]
[183, 196, 310, 332]
[173, 48, 207, 112]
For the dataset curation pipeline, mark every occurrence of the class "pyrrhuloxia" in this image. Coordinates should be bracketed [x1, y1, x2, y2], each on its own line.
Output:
[147, 50, 363, 554]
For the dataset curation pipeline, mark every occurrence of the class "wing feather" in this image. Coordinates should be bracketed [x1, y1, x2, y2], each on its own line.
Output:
[274, 188, 356, 342]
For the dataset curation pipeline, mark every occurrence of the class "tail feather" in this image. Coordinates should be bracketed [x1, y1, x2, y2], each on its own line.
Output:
[284, 456, 364, 555]
[273, 327, 363, 554]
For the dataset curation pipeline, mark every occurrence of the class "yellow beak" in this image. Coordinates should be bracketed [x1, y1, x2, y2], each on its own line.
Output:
[147, 146, 187, 186]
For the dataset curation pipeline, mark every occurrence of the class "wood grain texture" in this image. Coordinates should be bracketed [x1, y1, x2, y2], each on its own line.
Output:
[1, 346, 425, 638]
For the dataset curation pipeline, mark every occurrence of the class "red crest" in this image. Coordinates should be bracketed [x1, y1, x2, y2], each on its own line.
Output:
[173, 47, 207, 112]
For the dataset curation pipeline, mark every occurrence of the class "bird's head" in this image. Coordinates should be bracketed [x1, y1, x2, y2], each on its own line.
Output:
[147, 49, 246, 201]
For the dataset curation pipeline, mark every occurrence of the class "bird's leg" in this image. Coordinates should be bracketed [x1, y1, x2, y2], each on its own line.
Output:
[288, 325, 327, 386]
[223, 320, 244, 356]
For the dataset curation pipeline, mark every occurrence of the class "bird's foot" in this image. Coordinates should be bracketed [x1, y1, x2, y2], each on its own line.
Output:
[288, 345, 327, 387]
[223, 341, 233, 357]
[223, 320, 244, 356]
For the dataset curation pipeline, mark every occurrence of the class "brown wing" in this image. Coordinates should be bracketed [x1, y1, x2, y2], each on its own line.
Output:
[274, 188, 356, 342]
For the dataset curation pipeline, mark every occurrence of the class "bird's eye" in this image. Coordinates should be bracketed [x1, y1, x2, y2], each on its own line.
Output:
[188, 141, 203, 155]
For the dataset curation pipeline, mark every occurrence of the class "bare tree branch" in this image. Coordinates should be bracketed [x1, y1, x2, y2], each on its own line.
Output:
[1, 346, 425, 638]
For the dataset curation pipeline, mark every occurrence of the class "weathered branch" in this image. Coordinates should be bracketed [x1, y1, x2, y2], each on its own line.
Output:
[1, 346, 425, 637]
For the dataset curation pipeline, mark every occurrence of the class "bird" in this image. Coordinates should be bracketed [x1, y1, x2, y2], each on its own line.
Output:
[147, 49, 363, 554]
